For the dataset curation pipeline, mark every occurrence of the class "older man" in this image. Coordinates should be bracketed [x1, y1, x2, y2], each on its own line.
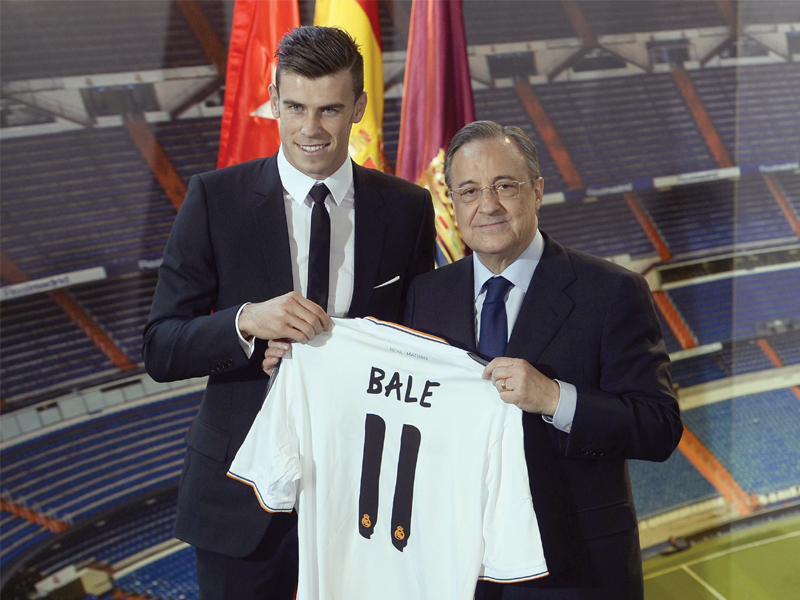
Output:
[404, 121, 682, 600]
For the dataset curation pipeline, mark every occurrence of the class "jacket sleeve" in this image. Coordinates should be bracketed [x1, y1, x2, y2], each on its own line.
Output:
[564, 271, 683, 463]
[142, 174, 251, 382]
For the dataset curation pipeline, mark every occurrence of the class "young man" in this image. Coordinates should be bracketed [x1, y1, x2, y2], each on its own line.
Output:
[404, 121, 682, 599]
[143, 26, 434, 600]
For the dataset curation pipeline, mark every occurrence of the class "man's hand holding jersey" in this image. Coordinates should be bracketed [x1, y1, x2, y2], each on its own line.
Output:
[483, 357, 560, 417]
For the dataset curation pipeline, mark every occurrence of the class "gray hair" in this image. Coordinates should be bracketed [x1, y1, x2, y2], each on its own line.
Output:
[444, 121, 541, 189]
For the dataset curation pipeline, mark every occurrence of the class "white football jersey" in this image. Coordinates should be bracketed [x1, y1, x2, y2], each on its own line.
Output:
[228, 317, 547, 600]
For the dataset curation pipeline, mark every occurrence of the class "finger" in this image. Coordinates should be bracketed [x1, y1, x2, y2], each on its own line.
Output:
[295, 296, 334, 331]
[267, 339, 292, 352]
[482, 357, 504, 380]
[262, 356, 280, 376]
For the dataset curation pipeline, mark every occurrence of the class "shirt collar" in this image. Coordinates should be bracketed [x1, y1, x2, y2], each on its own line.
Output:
[473, 229, 545, 300]
[277, 147, 353, 206]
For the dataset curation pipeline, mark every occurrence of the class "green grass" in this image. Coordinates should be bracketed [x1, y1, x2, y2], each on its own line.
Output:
[643, 513, 800, 599]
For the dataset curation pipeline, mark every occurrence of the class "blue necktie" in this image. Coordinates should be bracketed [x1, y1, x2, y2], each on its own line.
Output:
[478, 276, 513, 358]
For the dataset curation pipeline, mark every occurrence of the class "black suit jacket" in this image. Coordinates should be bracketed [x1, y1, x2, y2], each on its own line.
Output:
[143, 154, 435, 557]
[405, 233, 682, 599]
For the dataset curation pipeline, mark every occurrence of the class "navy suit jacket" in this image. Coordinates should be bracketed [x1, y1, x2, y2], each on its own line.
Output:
[405, 233, 682, 599]
[143, 154, 435, 557]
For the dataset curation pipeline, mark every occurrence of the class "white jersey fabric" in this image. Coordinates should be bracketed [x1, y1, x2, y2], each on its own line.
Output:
[228, 317, 548, 600]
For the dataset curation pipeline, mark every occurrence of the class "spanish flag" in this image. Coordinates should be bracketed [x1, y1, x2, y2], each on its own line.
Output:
[396, 0, 475, 264]
[218, 0, 300, 169]
[314, 0, 389, 172]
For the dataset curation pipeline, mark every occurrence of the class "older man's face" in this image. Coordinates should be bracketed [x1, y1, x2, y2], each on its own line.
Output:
[450, 137, 543, 274]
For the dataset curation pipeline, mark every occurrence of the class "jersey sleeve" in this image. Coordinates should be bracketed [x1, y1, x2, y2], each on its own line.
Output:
[227, 362, 301, 513]
[479, 407, 549, 583]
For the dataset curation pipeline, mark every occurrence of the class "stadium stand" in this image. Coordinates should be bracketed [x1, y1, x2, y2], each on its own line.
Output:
[152, 117, 222, 181]
[769, 330, 800, 366]
[462, 0, 575, 45]
[0, 128, 176, 279]
[775, 171, 800, 217]
[688, 64, 800, 167]
[0, 293, 117, 402]
[682, 389, 800, 497]
[637, 176, 797, 258]
[0, 0, 232, 81]
[30, 492, 179, 579]
[532, 73, 719, 188]
[67, 271, 159, 369]
[106, 544, 198, 600]
[630, 452, 720, 521]
[0, 393, 200, 571]
[670, 337, 779, 389]
[575, 0, 726, 36]
[538, 194, 656, 260]
[667, 268, 800, 345]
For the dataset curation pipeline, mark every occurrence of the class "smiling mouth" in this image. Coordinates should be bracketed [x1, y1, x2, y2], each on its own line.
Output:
[298, 143, 330, 153]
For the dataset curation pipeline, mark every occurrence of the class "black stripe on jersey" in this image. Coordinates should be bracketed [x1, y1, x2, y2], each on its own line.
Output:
[359, 414, 386, 539]
[391, 424, 421, 552]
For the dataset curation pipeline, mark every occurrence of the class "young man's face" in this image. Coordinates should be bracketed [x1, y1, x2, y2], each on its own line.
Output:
[270, 69, 367, 180]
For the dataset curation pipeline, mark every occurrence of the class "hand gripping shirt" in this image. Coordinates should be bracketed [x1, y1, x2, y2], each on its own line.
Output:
[228, 317, 548, 600]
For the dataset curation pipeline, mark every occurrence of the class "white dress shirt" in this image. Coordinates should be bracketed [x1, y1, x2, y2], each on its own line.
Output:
[473, 230, 577, 433]
[236, 148, 356, 356]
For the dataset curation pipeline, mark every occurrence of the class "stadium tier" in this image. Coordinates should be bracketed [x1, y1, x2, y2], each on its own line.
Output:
[0, 293, 117, 402]
[638, 174, 799, 257]
[0, 128, 175, 279]
[152, 117, 222, 182]
[532, 73, 718, 187]
[630, 451, 720, 521]
[574, 0, 726, 37]
[0, 0, 232, 81]
[689, 64, 800, 167]
[0, 393, 200, 571]
[538, 194, 656, 260]
[682, 389, 800, 497]
[667, 267, 800, 345]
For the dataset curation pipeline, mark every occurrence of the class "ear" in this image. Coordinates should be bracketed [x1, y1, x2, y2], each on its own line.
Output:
[533, 177, 544, 212]
[269, 83, 280, 118]
[352, 91, 368, 123]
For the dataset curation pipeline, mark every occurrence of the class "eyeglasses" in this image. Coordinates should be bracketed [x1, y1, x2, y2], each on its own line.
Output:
[449, 178, 536, 204]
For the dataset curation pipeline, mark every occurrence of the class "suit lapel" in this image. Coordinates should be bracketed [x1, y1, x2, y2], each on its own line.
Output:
[506, 233, 576, 362]
[252, 155, 294, 298]
[437, 259, 478, 353]
[349, 164, 387, 317]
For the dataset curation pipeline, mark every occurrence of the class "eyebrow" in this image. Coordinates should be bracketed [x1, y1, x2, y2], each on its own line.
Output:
[454, 174, 517, 188]
[280, 98, 346, 111]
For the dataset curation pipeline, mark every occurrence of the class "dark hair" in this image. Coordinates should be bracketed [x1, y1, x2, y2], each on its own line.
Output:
[275, 26, 364, 98]
[444, 121, 541, 189]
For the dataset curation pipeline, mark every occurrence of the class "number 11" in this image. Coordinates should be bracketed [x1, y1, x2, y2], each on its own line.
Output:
[358, 414, 421, 552]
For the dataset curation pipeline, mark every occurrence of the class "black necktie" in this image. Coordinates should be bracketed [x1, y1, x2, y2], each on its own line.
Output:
[478, 276, 513, 358]
[307, 183, 331, 310]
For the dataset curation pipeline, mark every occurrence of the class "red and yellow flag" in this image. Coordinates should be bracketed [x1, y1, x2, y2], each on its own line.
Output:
[396, 0, 475, 264]
[314, 0, 389, 172]
[217, 0, 300, 169]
